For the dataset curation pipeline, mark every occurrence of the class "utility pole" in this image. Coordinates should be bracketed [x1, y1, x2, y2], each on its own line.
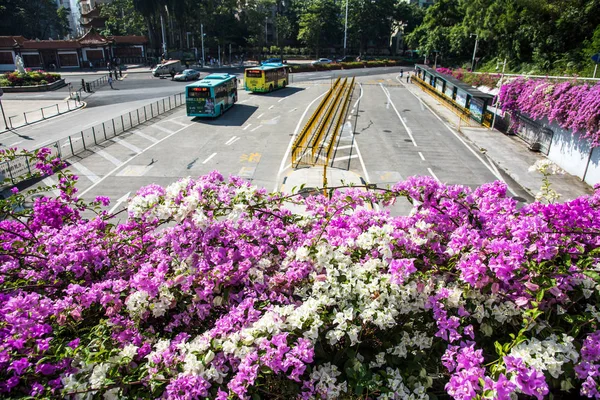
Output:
[229, 43, 232, 65]
[160, 14, 167, 59]
[343, 0, 349, 56]
[201, 24, 205, 67]
[490, 58, 507, 131]
[470, 33, 479, 72]
[218, 44, 221, 66]
[0, 89, 9, 131]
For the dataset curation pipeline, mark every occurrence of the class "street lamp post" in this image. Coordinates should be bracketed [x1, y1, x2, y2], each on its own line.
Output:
[186, 32, 191, 49]
[160, 14, 167, 59]
[470, 33, 479, 72]
[343, 0, 349, 56]
[201, 24, 205, 67]
[490, 57, 507, 131]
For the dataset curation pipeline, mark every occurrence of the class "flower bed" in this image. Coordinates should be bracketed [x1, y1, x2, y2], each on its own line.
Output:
[0, 71, 62, 87]
[436, 67, 502, 88]
[291, 60, 402, 73]
[498, 78, 600, 146]
[2, 148, 600, 399]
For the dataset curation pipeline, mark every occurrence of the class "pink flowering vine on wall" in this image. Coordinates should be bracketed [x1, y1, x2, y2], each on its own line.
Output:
[498, 78, 600, 146]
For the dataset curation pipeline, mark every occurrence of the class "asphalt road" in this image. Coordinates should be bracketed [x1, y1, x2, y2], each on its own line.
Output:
[9, 69, 531, 219]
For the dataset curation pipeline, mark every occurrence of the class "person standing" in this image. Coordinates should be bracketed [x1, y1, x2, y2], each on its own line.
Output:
[108, 76, 114, 89]
[400, 68, 404, 78]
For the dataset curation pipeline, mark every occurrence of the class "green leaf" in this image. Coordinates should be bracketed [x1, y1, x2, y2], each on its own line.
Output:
[494, 341, 504, 356]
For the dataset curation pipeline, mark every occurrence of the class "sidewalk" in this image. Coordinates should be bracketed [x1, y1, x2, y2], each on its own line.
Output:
[402, 74, 593, 201]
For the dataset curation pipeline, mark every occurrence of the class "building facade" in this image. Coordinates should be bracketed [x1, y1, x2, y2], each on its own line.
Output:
[0, 31, 148, 71]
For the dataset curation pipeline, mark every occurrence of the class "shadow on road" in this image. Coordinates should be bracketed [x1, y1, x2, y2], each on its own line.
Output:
[248, 87, 305, 98]
[191, 104, 258, 127]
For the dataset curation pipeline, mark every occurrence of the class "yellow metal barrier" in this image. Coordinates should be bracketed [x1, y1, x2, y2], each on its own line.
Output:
[311, 78, 348, 160]
[291, 78, 341, 165]
[325, 77, 355, 163]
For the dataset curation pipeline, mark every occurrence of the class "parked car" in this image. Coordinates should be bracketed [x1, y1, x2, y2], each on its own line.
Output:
[261, 58, 282, 65]
[173, 69, 200, 81]
[312, 58, 333, 66]
[336, 56, 357, 63]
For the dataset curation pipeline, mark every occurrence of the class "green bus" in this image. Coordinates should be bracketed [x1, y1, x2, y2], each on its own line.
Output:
[186, 73, 238, 117]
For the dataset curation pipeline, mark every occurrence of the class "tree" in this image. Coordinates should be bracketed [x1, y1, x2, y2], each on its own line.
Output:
[0, 0, 71, 39]
[297, 0, 340, 57]
[100, 0, 146, 36]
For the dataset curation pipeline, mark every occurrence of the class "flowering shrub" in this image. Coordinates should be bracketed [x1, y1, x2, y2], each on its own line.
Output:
[498, 78, 600, 146]
[436, 67, 501, 88]
[1, 71, 61, 87]
[2, 148, 600, 399]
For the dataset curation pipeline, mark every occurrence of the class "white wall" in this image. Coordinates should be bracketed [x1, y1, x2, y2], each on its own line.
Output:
[545, 118, 590, 180]
[584, 147, 600, 186]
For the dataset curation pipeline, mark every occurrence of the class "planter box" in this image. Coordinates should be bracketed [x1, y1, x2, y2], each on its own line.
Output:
[0, 78, 66, 92]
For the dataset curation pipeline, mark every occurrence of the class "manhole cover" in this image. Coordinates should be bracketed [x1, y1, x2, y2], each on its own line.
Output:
[404, 139, 412, 142]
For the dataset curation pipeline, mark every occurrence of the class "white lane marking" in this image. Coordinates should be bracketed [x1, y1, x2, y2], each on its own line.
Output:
[9, 140, 24, 147]
[336, 145, 354, 150]
[395, 74, 518, 196]
[332, 154, 358, 162]
[225, 136, 240, 146]
[239, 99, 249, 104]
[108, 191, 131, 215]
[166, 119, 190, 127]
[278, 97, 286, 103]
[42, 177, 61, 197]
[202, 152, 217, 164]
[243, 124, 252, 130]
[95, 149, 122, 166]
[256, 113, 264, 119]
[268, 105, 274, 110]
[379, 83, 417, 147]
[70, 162, 101, 183]
[153, 124, 175, 134]
[251, 126, 261, 132]
[80, 124, 193, 198]
[112, 137, 142, 154]
[354, 83, 364, 108]
[288, 108, 297, 113]
[274, 90, 328, 192]
[428, 168, 440, 182]
[130, 129, 159, 143]
[309, 75, 332, 80]
[418, 152, 425, 161]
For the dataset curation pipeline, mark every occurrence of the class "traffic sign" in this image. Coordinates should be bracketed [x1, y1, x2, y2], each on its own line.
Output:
[592, 53, 600, 63]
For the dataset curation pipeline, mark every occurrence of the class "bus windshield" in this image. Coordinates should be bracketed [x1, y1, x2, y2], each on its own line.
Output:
[245, 70, 263, 78]
[188, 87, 211, 98]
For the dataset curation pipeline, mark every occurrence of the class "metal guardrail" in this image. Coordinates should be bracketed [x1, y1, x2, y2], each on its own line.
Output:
[0, 92, 185, 186]
[292, 77, 355, 168]
[6, 99, 84, 131]
[291, 78, 341, 166]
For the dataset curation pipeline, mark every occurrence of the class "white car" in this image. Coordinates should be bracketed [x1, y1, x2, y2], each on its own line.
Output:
[311, 58, 332, 66]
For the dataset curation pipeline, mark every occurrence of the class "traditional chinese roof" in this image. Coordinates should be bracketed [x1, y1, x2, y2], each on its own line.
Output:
[109, 35, 149, 45]
[78, 29, 109, 46]
[81, 6, 102, 19]
[0, 36, 26, 48]
[22, 40, 81, 50]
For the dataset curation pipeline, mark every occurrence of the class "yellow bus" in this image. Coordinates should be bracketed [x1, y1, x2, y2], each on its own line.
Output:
[244, 63, 289, 93]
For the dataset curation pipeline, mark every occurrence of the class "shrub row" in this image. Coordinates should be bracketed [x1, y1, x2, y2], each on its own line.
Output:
[0, 71, 62, 87]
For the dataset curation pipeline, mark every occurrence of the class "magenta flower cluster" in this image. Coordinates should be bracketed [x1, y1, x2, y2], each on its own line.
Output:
[1, 149, 600, 399]
[498, 78, 600, 146]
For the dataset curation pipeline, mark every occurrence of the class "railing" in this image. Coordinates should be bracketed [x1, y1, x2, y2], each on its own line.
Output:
[6, 99, 84, 131]
[0, 92, 186, 186]
[291, 77, 355, 168]
[411, 75, 476, 126]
